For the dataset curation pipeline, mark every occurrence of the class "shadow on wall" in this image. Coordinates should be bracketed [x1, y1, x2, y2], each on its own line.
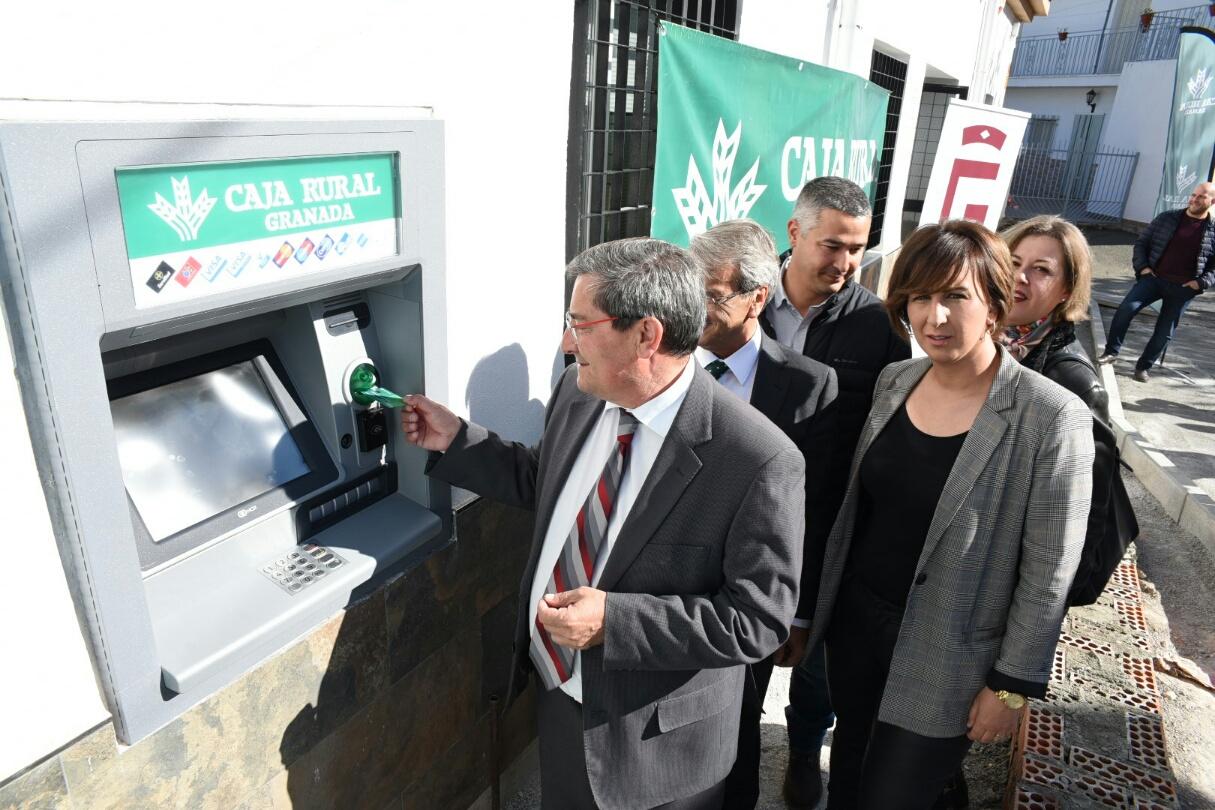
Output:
[465, 342, 573, 444]
[466, 343, 546, 444]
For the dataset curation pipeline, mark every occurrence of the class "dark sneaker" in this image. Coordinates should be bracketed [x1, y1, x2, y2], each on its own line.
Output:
[1133, 368, 1150, 382]
[1098, 352, 1118, 365]
[782, 749, 824, 809]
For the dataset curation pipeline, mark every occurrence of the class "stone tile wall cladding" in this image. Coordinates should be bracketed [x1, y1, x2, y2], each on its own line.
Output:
[0, 498, 537, 810]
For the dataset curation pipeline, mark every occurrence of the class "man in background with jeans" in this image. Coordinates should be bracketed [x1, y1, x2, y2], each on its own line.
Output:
[1099, 182, 1215, 381]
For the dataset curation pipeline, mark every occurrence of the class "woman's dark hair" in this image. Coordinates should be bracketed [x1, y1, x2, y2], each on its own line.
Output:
[884, 220, 1015, 342]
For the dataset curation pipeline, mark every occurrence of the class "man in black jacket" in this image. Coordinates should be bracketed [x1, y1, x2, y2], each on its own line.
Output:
[1098, 182, 1215, 381]
[759, 177, 910, 808]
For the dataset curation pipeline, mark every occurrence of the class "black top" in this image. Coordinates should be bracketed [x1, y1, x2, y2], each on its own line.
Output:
[847, 404, 966, 608]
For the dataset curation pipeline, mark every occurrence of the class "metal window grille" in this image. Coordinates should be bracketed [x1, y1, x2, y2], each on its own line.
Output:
[566, 0, 740, 260]
[867, 50, 908, 249]
[1025, 115, 1059, 149]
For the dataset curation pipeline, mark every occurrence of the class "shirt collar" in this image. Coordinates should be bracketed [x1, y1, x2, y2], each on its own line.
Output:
[768, 256, 799, 314]
[693, 326, 762, 386]
[606, 358, 694, 439]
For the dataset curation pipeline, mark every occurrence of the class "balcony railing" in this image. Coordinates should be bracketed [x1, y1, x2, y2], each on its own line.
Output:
[1011, 4, 1213, 77]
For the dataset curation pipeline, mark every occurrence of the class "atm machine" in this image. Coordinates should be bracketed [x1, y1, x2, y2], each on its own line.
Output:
[0, 116, 451, 742]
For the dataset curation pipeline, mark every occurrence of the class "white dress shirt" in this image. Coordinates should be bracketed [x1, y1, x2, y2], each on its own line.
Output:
[693, 325, 763, 403]
[765, 256, 828, 354]
[530, 359, 696, 702]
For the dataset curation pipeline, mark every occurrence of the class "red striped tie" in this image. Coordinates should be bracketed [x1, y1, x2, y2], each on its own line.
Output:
[530, 410, 638, 690]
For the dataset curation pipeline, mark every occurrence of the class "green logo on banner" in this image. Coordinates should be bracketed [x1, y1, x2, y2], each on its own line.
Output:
[652, 24, 889, 247]
[116, 153, 400, 260]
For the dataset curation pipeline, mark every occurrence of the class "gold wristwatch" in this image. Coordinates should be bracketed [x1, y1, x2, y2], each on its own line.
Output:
[996, 689, 1026, 710]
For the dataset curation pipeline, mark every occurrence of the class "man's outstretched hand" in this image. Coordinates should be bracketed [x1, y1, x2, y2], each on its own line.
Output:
[401, 394, 462, 452]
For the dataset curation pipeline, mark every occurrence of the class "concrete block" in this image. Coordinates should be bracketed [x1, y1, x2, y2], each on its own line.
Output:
[1119, 439, 1187, 521]
[1178, 494, 1215, 560]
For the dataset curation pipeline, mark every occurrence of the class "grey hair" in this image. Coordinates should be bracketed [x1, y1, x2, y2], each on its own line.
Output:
[565, 237, 705, 355]
[791, 176, 872, 233]
[690, 218, 779, 292]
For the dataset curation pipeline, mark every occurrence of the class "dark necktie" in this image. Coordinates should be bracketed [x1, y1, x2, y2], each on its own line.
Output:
[705, 359, 729, 380]
[530, 410, 639, 689]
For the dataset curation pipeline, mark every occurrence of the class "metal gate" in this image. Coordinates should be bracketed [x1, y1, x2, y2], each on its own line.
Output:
[1007, 142, 1139, 225]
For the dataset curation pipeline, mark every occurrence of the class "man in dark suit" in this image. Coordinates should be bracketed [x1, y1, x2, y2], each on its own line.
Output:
[402, 238, 806, 810]
[689, 219, 839, 809]
[760, 177, 911, 807]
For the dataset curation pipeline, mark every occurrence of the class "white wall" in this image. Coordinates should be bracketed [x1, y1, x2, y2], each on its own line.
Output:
[0, 306, 110, 782]
[739, 0, 1022, 251]
[1005, 83, 1121, 149]
[737, 0, 832, 65]
[0, 0, 574, 777]
[1105, 59, 1176, 222]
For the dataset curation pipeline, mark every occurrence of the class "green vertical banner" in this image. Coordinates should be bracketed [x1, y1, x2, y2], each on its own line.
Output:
[1156, 27, 1215, 217]
[651, 23, 889, 247]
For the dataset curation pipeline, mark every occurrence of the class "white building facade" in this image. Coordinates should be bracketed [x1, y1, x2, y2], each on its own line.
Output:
[0, 1, 1038, 805]
[1005, 0, 1208, 225]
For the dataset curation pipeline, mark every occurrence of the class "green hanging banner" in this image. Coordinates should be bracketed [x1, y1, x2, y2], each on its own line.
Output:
[651, 23, 889, 247]
[1156, 27, 1215, 217]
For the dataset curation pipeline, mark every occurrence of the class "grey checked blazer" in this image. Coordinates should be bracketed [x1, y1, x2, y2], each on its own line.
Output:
[809, 347, 1094, 738]
[427, 363, 805, 809]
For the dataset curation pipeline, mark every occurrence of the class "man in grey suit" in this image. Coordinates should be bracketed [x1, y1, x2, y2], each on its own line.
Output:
[688, 220, 839, 809]
[402, 238, 806, 810]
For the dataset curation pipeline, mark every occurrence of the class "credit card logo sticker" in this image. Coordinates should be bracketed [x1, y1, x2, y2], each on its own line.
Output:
[146, 261, 175, 292]
[258, 253, 272, 268]
[294, 238, 315, 264]
[315, 235, 334, 260]
[273, 243, 293, 267]
[357, 233, 369, 248]
[230, 252, 252, 277]
[203, 256, 227, 281]
[175, 257, 202, 287]
[335, 233, 350, 255]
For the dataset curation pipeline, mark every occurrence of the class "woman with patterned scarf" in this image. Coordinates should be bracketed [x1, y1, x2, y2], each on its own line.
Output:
[1001, 215, 1108, 423]
[1001, 216, 1137, 608]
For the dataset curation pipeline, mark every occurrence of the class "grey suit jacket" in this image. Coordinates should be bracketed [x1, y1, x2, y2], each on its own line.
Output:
[427, 362, 805, 808]
[810, 347, 1094, 738]
[749, 333, 839, 621]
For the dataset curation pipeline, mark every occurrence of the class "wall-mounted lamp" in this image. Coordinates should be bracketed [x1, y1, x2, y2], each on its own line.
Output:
[1085, 89, 1098, 113]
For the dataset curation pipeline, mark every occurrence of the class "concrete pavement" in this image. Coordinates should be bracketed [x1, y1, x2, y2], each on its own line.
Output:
[1083, 228, 1215, 560]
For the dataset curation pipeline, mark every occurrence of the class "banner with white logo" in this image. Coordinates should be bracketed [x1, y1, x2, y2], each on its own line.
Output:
[650, 23, 889, 247]
[1156, 27, 1215, 217]
[115, 153, 400, 309]
[918, 99, 1029, 230]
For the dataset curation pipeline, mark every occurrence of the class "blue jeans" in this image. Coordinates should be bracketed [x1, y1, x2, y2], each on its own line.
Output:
[785, 639, 835, 752]
[1104, 274, 1201, 371]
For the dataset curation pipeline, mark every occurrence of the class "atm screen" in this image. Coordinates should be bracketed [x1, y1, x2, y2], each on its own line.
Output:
[111, 359, 312, 543]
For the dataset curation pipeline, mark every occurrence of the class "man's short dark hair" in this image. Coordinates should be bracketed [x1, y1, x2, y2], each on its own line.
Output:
[565, 238, 705, 356]
[791, 176, 872, 233]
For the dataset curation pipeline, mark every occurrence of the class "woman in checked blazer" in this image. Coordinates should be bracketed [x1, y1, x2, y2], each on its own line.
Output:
[808, 220, 1094, 810]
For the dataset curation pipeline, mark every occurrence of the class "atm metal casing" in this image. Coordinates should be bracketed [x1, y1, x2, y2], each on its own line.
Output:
[0, 118, 452, 743]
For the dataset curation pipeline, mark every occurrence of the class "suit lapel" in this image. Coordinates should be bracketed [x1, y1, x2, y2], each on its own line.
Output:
[596, 367, 712, 591]
[916, 349, 1020, 570]
[749, 333, 790, 420]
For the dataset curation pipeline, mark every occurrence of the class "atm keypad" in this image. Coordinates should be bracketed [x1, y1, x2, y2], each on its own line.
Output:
[261, 544, 346, 595]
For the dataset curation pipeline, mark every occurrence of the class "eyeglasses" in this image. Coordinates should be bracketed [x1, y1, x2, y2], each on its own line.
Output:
[564, 313, 619, 344]
[705, 289, 751, 308]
